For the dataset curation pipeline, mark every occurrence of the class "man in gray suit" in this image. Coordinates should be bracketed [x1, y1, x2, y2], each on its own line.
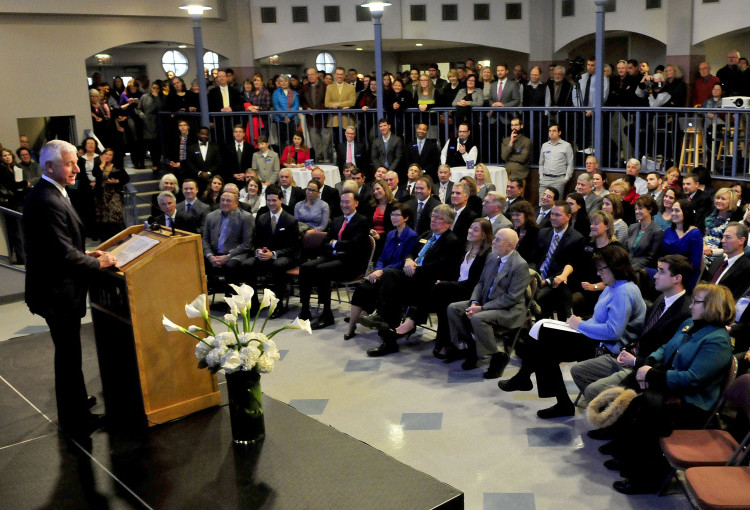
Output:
[370, 118, 404, 178]
[447, 228, 530, 379]
[575, 173, 603, 214]
[202, 190, 254, 285]
[488, 64, 522, 108]
[177, 179, 210, 234]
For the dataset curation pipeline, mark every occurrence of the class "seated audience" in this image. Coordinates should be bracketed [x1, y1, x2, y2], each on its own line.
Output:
[153, 191, 192, 231]
[367, 204, 464, 356]
[450, 181, 480, 241]
[298, 191, 372, 329]
[601, 193, 628, 244]
[240, 185, 299, 318]
[509, 200, 539, 262]
[446, 227, 530, 377]
[239, 175, 266, 217]
[534, 187, 558, 229]
[152, 173, 182, 217]
[626, 195, 664, 271]
[201, 175, 224, 210]
[605, 283, 734, 495]
[482, 191, 512, 234]
[311, 167, 340, 218]
[294, 178, 329, 232]
[652, 186, 684, 230]
[364, 179, 396, 259]
[202, 190, 255, 286]
[176, 179, 209, 234]
[474, 163, 496, 200]
[345, 203, 418, 339]
[658, 198, 703, 290]
[277, 168, 305, 211]
[592, 171, 609, 197]
[405, 176, 440, 236]
[700, 222, 750, 300]
[499, 244, 646, 419]
[432, 164, 454, 204]
[566, 192, 591, 239]
[576, 173, 603, 213]
[702, 187, 738, 267]
[280, 130, 311, 168]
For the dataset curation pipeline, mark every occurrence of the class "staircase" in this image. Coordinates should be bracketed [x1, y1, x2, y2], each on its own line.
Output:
[123, 161, 161, 226]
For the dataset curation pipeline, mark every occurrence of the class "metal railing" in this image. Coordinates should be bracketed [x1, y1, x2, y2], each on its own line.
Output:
[157, 105, 749, 179]
[0, 205, 24, 268]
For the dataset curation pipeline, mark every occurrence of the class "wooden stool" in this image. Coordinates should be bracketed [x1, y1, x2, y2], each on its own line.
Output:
[680, 128, 704, 171]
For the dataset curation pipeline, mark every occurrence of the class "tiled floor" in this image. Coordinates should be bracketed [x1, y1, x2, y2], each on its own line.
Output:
[0, 296, 692, 510]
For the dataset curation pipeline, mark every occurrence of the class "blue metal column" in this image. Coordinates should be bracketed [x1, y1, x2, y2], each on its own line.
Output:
[192, 18, 210, 128]
[373, 15, 385, 122]
[594, 1, 606, 162]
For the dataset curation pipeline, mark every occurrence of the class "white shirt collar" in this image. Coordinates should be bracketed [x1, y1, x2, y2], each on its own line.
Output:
[42, 174, 68, 198]
[663, 289, 686, 312]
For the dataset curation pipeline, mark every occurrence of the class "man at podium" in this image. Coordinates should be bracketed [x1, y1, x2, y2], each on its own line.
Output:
[23, 140, 118, 440]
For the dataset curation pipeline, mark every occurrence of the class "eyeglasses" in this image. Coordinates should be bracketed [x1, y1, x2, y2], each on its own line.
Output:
[306, 188, 319, 193]
[691, 299, 705, 305]
[595, 265, 609, 273]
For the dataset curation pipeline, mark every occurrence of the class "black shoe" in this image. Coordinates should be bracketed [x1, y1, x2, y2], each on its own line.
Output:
[443, 348, 468, 363]
[298, 308, 311, 321]
[483, 352, 510, 379]
[86, 413, 107, 435]
[432, 349, 447, 360]
[311, 313, 335, 330]
[497, 376, 533, 392]
[378, 326, 416, 342]
[536, 403, 575, 419]
[604, 458, 622, 471]
[599, 441, 619, 456]
[587, 427, 615, 441]
[269, 305, 288, 320]
[86, 395, 97, 409]
[612, 479, 660, 495]
[461, 357, 478, 370]
[367, 342, 399, 357]
[343, 329, 357, 340]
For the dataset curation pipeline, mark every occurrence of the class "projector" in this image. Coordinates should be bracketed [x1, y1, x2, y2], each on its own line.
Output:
[722, 96, 750, 109]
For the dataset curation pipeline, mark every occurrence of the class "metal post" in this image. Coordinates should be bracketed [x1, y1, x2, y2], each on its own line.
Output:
[594, 1, 605, 162]
[192, 17, 210, 128]
[373, 14, 385, 122]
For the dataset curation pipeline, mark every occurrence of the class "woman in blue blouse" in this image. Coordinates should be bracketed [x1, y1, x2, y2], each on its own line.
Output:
[659, 198, 703, 290]
[609, 283, 734, 494]
[271, 75, 299, 148]
[345, 202, 417, 340]
[499, 244, 646, 419]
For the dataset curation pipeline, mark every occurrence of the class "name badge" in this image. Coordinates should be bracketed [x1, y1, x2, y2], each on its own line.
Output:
[419, 238, 428, 244]
[266, 158, 271, 162]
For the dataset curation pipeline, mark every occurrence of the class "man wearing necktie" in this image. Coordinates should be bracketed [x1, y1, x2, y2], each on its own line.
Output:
[154, 191, 191, 232]
[207, 69, 243, 144]
[701, 222, 750, 298]
[298, 191, 371, 330]
[407, 123, 440, 181]
[223, 124, 254, 188]
[185, 127, 223, 194]
[368, 204, 464, 356]
[202, 190, 254, 286]
[24, 140, 118, 440]
[446, 228, 530, 377]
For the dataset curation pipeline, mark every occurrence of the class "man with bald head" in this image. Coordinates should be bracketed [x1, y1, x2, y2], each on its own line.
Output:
[447, 228, 530, 379]
[692, 62, 721, 106]
[311, 166, 340, 217]
[278, 168, 305, 212]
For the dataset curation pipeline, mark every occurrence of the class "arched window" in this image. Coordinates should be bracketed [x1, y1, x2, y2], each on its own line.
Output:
[203, 51, 220, 72]
[315, 52, 336, 74]
[162, 50, 189, 77]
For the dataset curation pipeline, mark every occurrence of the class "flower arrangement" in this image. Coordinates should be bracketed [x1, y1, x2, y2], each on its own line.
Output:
[163, 284, 312, 374]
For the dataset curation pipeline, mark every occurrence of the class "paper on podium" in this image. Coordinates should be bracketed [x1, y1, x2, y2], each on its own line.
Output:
[111, 234, 160, 267]
[528, 319, 582, 340]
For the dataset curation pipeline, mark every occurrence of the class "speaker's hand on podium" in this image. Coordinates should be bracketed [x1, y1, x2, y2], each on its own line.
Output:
[87, 250, 117, 268]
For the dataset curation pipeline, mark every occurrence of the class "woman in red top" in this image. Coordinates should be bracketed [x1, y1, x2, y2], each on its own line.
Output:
[366, 179, 396, 259]
[280, 130, 311, 168]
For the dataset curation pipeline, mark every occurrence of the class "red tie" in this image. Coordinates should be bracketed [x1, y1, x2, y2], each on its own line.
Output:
[347, 142, 353, 163]
[710, 259, 728, 284]
[338, 218, 348, 241]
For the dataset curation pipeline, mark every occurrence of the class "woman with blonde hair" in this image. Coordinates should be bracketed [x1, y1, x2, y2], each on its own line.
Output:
[702, 187, 738, 266]
[474, 163, 496, 200]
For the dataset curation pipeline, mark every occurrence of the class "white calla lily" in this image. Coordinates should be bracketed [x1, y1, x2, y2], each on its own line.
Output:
[163, 316, 187, 333]
[260, 289, 276, 310]
[291, 317, 312, 334]
[224, 314, 237, 324]
[229, 283, 255, 303]
[185, 294, 208, 318]
[224, 296, 240, 315]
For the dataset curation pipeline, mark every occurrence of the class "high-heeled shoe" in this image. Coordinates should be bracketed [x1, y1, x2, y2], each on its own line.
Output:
[378, 326, 416, 341]
[343, 328, 357, 340]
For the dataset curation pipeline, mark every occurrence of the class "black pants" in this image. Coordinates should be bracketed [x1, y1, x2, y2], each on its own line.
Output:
[241, 256, 296, 299]
[46, 314, 90, 432]
[518, 324, 598, 401]
[377, 268, 438, 328]
[421, 280, 472, 349]
[299, 257, 352, 311]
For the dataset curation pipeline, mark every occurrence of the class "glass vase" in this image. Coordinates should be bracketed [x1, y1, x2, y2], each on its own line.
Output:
[225, 369, 265, 445]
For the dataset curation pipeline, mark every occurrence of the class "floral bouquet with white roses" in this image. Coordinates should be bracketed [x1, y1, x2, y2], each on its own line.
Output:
[162, 284, 311, 375]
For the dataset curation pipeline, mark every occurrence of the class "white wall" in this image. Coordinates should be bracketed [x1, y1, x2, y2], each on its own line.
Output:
[693, 0, 750, 45]
[555, 0, 668, 52]
[0, 12, 240, 146]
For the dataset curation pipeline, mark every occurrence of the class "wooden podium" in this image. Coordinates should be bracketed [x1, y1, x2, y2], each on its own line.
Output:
[89, 225, 221, 428]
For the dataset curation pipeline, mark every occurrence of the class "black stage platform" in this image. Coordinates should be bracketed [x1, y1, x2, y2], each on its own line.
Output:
[0, 325, 463, 509]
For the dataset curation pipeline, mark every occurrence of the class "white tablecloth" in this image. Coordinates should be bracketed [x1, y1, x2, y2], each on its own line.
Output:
[450, 166, 507, 191]
[291, 164, 341, 187]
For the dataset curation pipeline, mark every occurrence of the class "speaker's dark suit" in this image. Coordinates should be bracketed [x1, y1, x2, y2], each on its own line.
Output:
[377, 228, 465, 327]
[23, 178, 102, 432]
[336, 140, 368, 174]
[702, 254, 750, 300]
[532, 225, 585, 318]
[176, 199, 210, 235]
[451, 206, 480, 242]
[222, 141, 255, 187]
[407, 138, 441, 181]
[299, 212, 372, 312]
[241, 210, 299, 298]
[185, 142, 223, 193]
[405, 196, 440, 236]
